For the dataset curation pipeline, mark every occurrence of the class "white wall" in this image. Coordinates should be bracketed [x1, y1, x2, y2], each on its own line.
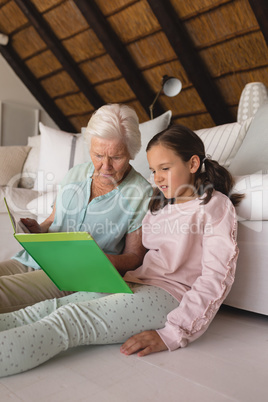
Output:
[0, 54, 58, 145]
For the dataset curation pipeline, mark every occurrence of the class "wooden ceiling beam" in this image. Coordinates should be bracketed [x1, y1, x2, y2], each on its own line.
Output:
[0, 43, 76, 132]
[75, 0, 165, 118]
[248, 0, 268, 47]
[147, 0, 234, 125]
[13, 0, 104, 110]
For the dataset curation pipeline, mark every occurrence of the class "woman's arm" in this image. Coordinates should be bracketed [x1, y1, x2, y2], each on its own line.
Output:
[106, 228, 147, 274]
[40, 204, 56, 232]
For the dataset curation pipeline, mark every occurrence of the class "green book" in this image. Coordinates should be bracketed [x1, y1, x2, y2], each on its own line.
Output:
[4, 197, 132, 294]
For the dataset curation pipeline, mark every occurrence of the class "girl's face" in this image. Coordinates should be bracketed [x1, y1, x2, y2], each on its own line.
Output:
[147, 144, 200, 202]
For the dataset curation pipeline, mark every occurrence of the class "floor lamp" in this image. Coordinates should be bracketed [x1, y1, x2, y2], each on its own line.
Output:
[149, 75, 182, 120]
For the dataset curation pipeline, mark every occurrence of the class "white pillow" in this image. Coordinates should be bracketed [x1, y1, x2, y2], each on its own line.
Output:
[194, 118, 252, 167]
[19, 135, 41, 189]
[229, 104, 268, 176]
[130, 111, 172, 179]
[237, 82, 268, 123]
[233, 174, 268, 221]
[0, 146, 30, 187]
[34, 123, 90, 192]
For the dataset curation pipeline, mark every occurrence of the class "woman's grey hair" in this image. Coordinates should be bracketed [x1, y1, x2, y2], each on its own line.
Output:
[84, 103, 141, 159]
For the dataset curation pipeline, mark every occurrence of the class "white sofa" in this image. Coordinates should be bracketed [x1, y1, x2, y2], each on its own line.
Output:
[1, 83, 268, 315]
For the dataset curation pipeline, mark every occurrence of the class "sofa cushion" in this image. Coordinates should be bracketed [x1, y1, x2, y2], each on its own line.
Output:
[194, 119, 251, 167]
[0, 146, 30, 187]
[237, 82, 268, 123]
[34, 123, 90, 192]
[130, 111, 172, 180]
[229, 104, 268, 175]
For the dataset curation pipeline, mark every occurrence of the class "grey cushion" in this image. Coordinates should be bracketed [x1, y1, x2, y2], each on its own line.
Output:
[229, 104, 268, 175]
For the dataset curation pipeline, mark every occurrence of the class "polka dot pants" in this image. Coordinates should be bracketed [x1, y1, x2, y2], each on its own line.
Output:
[0, 284, 179, 377]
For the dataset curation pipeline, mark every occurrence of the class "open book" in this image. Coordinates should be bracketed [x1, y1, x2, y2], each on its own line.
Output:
[4, 197, 132, 294]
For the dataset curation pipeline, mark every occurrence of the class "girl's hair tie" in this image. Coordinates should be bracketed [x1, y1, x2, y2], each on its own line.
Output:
[201, 154, 211, 172]
[202, 154, 211, 164]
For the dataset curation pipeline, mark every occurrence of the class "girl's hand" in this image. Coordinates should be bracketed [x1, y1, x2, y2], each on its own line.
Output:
[120, 330, 168, 357]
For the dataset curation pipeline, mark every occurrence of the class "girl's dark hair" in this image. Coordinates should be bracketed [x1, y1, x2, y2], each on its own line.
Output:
[146, 124, 244, 213]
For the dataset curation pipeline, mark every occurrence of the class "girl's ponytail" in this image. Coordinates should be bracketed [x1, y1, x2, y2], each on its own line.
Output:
[196, 158, 244, 207]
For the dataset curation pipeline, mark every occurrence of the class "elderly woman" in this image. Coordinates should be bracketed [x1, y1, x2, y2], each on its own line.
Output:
[0, 104, 152, 313]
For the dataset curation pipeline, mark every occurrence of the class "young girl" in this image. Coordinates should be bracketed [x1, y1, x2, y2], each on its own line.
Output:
[0, 124, 243, 377]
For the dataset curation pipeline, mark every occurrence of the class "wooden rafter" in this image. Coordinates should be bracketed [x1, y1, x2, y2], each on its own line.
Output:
[0, 43, 76, 132]
[147, 0, 234, 125]
[75, 0, 165, 118]
[13, 0, 104, 110]
[248, 0, 268, 47]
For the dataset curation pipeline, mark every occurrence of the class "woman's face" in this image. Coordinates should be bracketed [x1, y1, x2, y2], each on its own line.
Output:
[90, 137, 131, 186]
[147, 144, 199, 202]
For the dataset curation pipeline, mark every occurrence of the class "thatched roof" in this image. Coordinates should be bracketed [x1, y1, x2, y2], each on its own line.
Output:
[0, 0, 267, 132]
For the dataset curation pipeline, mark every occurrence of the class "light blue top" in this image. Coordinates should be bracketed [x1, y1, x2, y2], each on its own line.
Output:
[13, 162, 152, 269]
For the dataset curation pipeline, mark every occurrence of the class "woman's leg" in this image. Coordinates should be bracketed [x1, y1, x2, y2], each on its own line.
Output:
[0, 269, 74, 313]
[0, 259, 32, 276]
[0, 284, 179, 377]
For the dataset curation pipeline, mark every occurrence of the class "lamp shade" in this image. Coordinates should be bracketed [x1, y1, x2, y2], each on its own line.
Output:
[162, 76, 182, 97]
[149, 75, 182, 119]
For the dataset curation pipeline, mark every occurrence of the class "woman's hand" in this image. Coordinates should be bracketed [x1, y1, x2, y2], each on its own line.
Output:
[20, 218, 42, 233]
[120, 330, 168, 357]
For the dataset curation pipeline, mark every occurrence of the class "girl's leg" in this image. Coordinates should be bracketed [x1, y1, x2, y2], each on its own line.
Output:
[0, 291, 107, 331]
[0, 284, 179, 377]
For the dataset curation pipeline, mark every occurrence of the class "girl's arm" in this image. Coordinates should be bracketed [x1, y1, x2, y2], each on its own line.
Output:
[156, 201, 238, 351]
[120, 330, 167, 357]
